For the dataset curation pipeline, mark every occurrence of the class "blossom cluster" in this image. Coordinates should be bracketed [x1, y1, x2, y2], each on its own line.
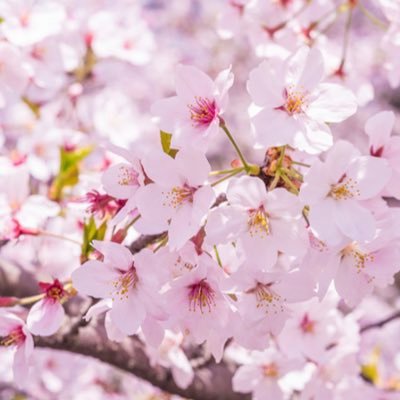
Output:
[1, 1, 400, 399]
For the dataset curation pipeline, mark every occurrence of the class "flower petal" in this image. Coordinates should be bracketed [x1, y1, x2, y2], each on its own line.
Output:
[72, 260, 119, 299]
[306, 83, 357, 123]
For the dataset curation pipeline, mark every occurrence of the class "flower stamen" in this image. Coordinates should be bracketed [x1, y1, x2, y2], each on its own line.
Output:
[248, 207, 270, 237]
[112, 267, 138, 300]
[188, 279, 216, 313]
[329, 177, 360, 200]
[0, 326, 25, 347]
[163, 184, 196, 209]
[118, 166, 139, 186]
[188, 97, 217, 127]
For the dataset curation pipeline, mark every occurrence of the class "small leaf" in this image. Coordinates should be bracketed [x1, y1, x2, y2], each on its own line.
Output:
[361, 348, 380, 384]
[22, 97, 40, 118]
[160, 130, 178, 158]
[80, 216, 108, 262]
[49, 146, 93, 201]
[160, 130, 172, 153]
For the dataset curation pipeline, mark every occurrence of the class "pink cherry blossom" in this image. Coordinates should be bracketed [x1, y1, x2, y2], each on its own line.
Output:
[0, 0, 66, 46]
[300, 140, 391, 245]
[151, 65, 234, 150]
[206, 175, 307, 269]
[247, 46, 357, 153]
[278, 294, 343, 362]
[233, 347, 299, 400]
[135, 148, 215, 250]
[0, 43, 29, 109]
[72, 241, 166, 338]
[88, 7, 155, 65]
[231, 268, 315, 350]
[163, 254, 234, 362]
[365, 110, 400, 199]
[27, 279, 66, 336]
[101, 143, 145, 224]
[0, 312, 34, 384]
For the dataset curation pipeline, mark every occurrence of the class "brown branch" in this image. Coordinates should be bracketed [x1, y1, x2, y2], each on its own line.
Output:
[129, 233, 164, 254]
[34, 323, 249, 400]
[360, 310, 400, 333]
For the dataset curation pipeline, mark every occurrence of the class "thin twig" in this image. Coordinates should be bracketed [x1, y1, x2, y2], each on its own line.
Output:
[360, 310, 400, 333]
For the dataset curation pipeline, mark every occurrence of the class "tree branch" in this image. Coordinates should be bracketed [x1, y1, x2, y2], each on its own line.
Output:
[34, 323, 249, 400]
[360, 309, 400, 333]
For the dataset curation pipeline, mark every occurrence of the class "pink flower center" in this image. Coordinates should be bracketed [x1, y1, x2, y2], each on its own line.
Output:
[329, 175, 360, 200]
[118, 165, 139, 186]
[163, 184, 196, 209]
[31, 46, 46, 60]
[263, 362, 279, 378]
[281, 87, 307, 115]
[187, 279, 216, 313]
[188, 97, 217, 128]
[248, 283, 284, 314]
[112, 267, 138, 300]
[248, 207, 270, 238]
[0, 326, 25, 347]
[370, 145, 384, 157]
[343, 245, 375, 273]
[19, 11, 30, 27]
[300, 313, 315, 334]
[39, 279, 66, 303]
[277, 0, 293, 8]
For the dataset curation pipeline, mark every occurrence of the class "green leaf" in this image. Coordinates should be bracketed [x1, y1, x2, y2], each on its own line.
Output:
[361, 363, 379, 384]
[361, 348, 380, 384]
[81, 216, 108, 262]
[0, 17, 4, 24]
[22, 97, 40, 118]
[50, 146, 93, 201]
[160, 130, 178, 158]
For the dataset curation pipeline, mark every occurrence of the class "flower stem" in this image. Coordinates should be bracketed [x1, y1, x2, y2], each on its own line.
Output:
[37, 230, 82, 246]
[220, 123, 251, 173]
[153, 235, 168, 252]
[292, 161, 311, 168]
[358, 1, 388, 30]
[214, 245, 223, 268]
[280, 173, 300, 195]
[211, 167, 245, 187]
[209, 167, 245, 176]
[18, 293, 45, 306]
[124, 214, 141, 231]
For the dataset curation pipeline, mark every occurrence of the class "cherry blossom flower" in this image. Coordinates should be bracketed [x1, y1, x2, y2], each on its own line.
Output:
[27, 279, 67, 336]
[301, 209, 400, 307]
[278, 295, 343, 362]
[163, 254, 234, 362]
[147, 331, 194, 390]
[0, 0, 66, 46]
[88, 7, 155, 65]
[206, 176, 307, 269]
[0, 43, 29, 109]
[231, 268, 315, 350]
[0, 312, 34, 383]
[72, 241, 166, 341]
[0, 158, 60, 232]
[300, 140, 391, 245]
[101, 143, 145, 224]
[135, 148, 215, 250]
[247, 46, 357, 153]
[233, 348, 299, 400]
[365, 110, 400, 199]
[151, 65, 234, 150]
